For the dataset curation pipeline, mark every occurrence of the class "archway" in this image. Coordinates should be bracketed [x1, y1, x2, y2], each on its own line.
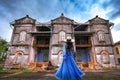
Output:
[15, 51, 24, 63]
[101, 50, 110, 64]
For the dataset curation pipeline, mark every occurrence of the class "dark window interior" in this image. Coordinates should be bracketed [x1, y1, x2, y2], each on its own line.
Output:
[75, 25, 88, 31]
[36, 36, 50, 44]
[75, 36, 90, 44]
[37, 26, 50, 31]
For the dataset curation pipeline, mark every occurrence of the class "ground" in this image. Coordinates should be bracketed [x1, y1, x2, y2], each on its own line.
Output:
[0, 69, 120, 80]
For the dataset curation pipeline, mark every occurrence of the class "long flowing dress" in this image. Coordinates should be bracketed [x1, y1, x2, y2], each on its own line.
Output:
[55, 43, 85, 80]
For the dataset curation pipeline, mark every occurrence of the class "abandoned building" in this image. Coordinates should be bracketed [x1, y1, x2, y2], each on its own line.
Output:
[114, 41, 120, 65]
[5, 14, 118, 70]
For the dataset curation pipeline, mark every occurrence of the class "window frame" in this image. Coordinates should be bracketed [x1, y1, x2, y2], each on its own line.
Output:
[59, 30, 66, 42]
[101, 50, 110, 64]
[19, 30, 27, 42]
[97, 31, 105, 42]
[15, 51, 24, 63]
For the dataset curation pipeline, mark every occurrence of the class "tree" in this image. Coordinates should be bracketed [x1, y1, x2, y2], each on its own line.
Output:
[0, 37, 8, 61]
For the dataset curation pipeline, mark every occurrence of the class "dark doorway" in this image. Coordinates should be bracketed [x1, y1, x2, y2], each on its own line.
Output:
[118, 58, 120, 64]
[76, 48, 91, 64]
[36, 48, 49, 62]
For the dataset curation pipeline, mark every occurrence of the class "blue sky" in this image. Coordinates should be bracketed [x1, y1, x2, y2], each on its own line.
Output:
[0, 0, 120, 43]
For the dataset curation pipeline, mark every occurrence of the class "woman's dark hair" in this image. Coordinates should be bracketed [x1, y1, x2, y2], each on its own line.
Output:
[66, 39, 73, 50]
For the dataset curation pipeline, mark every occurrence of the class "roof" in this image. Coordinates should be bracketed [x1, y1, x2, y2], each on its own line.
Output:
[11, 15, 36, 25]
[114, 41, 120, 45]
[89, 15, 108, 23]
[88, 15, 114, 27]
[51, 13, 74, 24]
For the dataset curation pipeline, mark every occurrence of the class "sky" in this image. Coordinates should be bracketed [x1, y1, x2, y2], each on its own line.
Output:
[0, 0, 120, 43]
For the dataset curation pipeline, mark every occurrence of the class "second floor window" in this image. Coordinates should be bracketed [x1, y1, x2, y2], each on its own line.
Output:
[97, 31, 105, 42]
[59, 31, 66, 42]
[19, 31, 27, 42]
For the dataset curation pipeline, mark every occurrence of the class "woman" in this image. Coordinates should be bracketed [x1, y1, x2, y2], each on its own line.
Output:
[55, 38, 85, 80]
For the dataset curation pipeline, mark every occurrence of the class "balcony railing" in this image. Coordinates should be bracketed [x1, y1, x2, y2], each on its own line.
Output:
[35, 44, 49, 48]
[76, 44, 91, 47]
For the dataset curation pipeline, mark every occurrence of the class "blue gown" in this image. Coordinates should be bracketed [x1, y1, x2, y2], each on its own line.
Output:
[55, 43, 85, 80]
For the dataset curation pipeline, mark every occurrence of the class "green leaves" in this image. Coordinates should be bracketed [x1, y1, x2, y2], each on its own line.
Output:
[0, 37, 8, 61]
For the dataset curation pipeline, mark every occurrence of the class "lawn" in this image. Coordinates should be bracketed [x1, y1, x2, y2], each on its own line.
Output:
[0, 65, 120, 80]
[4, 78, 120, 80]
[83, 78, 120, 80]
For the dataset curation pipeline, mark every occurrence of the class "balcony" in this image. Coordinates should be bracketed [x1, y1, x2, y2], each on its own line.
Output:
[35, 44, 49, 48]
[75, 36, 91, 47]
[74, 31, 94, 36]
[76, 44, 91, 47]
[33, 36, 50, 48]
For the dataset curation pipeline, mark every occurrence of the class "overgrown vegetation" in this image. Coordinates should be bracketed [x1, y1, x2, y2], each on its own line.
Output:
[0, 37, 8, 61]
[0, 66, 8, 72]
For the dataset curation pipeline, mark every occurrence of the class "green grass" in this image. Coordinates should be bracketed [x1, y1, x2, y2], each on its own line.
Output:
[20, 69, 35, 73]
[0, 65, 35, 73]
[4, 78, 120, 80]
[5, 78, 30, 80]
[9, 69, 34, 73]
[0, 65, 8, 72]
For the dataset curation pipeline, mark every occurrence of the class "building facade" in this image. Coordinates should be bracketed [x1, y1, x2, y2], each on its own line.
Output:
[5, 14, 117, 69]
[114, 41, 120, 65]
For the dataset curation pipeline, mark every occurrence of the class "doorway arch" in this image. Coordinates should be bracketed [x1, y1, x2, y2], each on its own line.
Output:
[15, 51, 24, 63]
[100, 50, 110, 64]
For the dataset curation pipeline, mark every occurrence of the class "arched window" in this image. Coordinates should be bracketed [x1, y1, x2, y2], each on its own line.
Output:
[101, 53, 107, 63]
[59, 31, 66, 42]
[101, 51, 109, 64]
[16, 53, 22, 63]
[97, 31, 105, 42]
[19, 31, 27, 42]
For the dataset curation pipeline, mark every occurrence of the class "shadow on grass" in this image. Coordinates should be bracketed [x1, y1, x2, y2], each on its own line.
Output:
[4, 78, 120, 80]
[83, 78, 120, 80]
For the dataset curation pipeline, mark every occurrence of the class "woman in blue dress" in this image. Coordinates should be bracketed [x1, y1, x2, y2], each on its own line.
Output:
[55, 38, 85, 80]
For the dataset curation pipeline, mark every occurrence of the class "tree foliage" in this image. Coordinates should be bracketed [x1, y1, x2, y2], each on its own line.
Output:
[0, 37, 8, 61]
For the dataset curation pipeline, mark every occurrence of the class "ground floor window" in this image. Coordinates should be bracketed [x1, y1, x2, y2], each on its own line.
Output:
[15, 51, 24, 63]
[16, 53, 22, 63]
[101, 50, 109, 64]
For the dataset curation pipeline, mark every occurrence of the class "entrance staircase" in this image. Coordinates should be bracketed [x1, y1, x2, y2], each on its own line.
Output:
[29, 61, 104, 72]
[29, 61, 56, 71]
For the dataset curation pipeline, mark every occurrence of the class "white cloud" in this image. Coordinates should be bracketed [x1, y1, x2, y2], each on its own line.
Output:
[0, 0, 120, 43]
[111, 17, 120, 25]
[0, 20, 12, 42]
[111, 29, 120, 43]
[89, 4, 108, 18]
[87, 3, 120, 43]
